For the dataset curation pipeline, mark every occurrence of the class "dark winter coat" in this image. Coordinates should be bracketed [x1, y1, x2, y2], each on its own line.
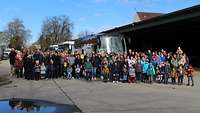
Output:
[9, 51, 17, 65]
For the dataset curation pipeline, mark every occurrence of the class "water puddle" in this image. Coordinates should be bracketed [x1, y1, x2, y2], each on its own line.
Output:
[0, 98, 81, 113]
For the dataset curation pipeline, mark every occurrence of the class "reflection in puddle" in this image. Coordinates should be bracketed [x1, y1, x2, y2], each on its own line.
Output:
[0, 98, 80, 113]
[9, 98, 50, 112]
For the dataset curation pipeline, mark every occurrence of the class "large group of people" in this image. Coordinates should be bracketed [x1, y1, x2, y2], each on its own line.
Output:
[9, 47, 196, 86]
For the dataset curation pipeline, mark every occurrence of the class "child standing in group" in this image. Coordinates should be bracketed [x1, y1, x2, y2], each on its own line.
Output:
[63, 62, 68, 79]
[128, 64, 136, 83]
[186, 65, 195, 86]
[111, 62, 120, 83]
[34, 60, 41, 80]
[102, 64, 110, 82]
[164, 61, 171, 84]
[67, 65, 73, 80]
[15, 52, 24, 78]
[135, 59, 142, 83]
[142, 60, 149, 83]
[177, 65, 185, 85]
[84, 58, 93, 81]
[147, 63, 155, 84]
[171, 68, 177, 85]
[40, 62, 46, 79]
[156, 66, 162, 83]
[160, 63, 165, 83]
[122, 64, 128, 82]
[75, 64, 81, 79]
[48, 59, 55, 79]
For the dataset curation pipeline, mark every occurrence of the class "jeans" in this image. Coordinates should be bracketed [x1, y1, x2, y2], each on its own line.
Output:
[92, 67, 97, 77]
[164, 73, 169, 84]
[75, 73, 80, 79]
[187, 76, 194, 86]
[10, 65, 15, 76]
[149, 76, 153, 84]
[48, 71, 54, 79]
[67, 72, 72, 79]
[136, 72, 142, 82]
[123, 74, 128, 81]
[178, 75, 184, 85]
[86, 70, 92, 81]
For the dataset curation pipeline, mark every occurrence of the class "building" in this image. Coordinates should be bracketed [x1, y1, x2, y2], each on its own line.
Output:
[134, 12, 163, 22]
[100, 5, 200, 66]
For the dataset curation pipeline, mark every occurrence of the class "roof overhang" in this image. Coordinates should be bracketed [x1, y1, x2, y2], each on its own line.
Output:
[98, 5, 200, 35]
[134, 5, 200, 30]
[59, 41, 75, 45]
[100, 23, 134, 34]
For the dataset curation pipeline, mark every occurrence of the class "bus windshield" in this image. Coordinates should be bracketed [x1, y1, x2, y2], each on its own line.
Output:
[99, 35, 127, 53]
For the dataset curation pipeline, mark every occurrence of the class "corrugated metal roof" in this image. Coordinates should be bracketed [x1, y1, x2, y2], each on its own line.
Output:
[136, 12, 163, 21]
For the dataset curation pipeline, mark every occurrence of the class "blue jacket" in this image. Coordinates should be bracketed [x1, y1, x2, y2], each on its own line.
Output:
[147, 64, 155, 76]
[160, 55, 166, 63]
[142, 62, 149, 74]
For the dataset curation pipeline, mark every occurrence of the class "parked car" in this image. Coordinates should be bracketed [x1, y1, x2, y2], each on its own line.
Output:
[0, 47, 3, 60]
[2, 48, 11, 60]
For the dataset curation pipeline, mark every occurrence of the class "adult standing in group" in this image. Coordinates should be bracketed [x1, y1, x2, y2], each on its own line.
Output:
[33, 49, 42, 63]
[9, 48, 17, 77]
[135, 59, 142, 83]
[24, 54, 34, 80]
[53, 52, 60, 78]
[15, 51, 24, 78]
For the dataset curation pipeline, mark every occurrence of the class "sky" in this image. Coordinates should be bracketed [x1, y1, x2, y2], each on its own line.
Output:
[0, 0, 200, 44]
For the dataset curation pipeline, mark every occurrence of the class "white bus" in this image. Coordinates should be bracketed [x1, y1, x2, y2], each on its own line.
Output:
[75, 34, 127, 54]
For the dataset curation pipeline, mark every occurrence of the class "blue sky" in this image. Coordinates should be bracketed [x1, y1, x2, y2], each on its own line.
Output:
[0, 0, 200, 44]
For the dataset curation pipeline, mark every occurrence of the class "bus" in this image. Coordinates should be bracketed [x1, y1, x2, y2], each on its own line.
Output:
[48, 45, 59, 51]
[48, 41, 75, 54]
[58, 40, 75, 54]
[75, 34, 127, 54]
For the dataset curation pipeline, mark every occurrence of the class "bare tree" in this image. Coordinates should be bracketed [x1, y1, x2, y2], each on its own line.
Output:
[40, 15, 73, 45]
[3, 18, 31, 49]
[78, 30, 93, 38]
[0, 32, 5, 45]
[36, 34, 51, 50]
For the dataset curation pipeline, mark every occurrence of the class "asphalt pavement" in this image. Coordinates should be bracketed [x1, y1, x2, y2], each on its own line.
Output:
[0, 60, 200, 113]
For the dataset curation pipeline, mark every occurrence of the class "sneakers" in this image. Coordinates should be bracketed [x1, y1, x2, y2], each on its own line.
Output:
[187, 84, 194, 87]
[112, 81, 118, 83]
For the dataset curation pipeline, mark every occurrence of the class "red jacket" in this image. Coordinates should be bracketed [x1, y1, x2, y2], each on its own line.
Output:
[15, 55, 23, 68]
[186, 67, 196, 77]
